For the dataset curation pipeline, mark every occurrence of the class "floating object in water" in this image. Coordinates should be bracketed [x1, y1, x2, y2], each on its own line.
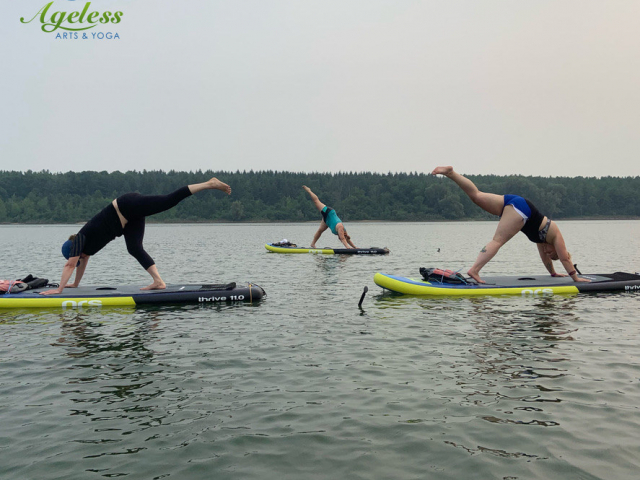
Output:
[265, 244, 389, 255]
[0, 283, 265, 308]
[358, 286, 369, 308]
[374, 272, 640, 296]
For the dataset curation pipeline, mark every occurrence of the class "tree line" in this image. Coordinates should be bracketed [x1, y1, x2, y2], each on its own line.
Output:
[0, 170, 638, 224]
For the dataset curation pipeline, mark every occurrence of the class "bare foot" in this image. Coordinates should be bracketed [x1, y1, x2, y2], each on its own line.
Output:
[467, 269, 485, 284]
[310, 244, 316, 248]
[141, 281, 166, 290]
[431, 166, 454, 176]
[207, 178, 231, 195]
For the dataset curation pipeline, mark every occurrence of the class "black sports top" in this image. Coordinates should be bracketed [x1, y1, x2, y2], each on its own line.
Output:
[68, 203, 124, 257]
[521, 199, 546, 244]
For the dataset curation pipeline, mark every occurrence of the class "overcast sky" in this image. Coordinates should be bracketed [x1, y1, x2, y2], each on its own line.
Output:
[3, 0, 640, 177]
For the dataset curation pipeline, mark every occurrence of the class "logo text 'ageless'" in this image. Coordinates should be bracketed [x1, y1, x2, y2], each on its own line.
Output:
[20, 1, 123, 39]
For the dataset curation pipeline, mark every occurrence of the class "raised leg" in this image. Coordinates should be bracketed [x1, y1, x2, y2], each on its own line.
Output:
[117, 178, 231, 220]
[303, 185, 326, 212]
[432, 166, 504, 216]
[189, 177, 231, 195]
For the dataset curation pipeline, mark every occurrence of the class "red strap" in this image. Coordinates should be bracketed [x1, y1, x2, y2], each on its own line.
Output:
[432, 269, 457, 278]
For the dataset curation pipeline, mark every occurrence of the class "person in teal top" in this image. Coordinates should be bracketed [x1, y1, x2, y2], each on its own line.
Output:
[303, 185, 357, 248]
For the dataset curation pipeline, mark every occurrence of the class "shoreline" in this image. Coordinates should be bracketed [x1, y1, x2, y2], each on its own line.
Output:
[1, 216, 639, 226]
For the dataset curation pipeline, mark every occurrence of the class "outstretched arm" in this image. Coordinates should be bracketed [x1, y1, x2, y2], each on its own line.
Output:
[552, 236, 590, 282]
[67, 255, 90, 287]
[337, 224, 355, 248]
[40, 257, 80, 295]
[340, 230, 356, 248]
[537, 244, 564, 276]
[338, 234, 351, 249]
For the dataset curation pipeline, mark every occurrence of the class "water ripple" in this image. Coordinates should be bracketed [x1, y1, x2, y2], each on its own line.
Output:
[1, 222, 640, 479]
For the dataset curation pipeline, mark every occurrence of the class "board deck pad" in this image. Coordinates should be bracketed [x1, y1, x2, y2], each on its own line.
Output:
[265, 243, 389, 255]
[374, 272, 640, 296]
[0, 283, 265, 308]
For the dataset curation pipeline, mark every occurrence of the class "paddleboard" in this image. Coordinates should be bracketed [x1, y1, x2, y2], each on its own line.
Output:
[374, 272, 640, 297]
[265, 244, 389, 255]
[0, 282, 265, 309]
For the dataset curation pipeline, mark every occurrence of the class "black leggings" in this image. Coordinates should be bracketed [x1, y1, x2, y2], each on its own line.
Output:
[116, 186, 192, 270]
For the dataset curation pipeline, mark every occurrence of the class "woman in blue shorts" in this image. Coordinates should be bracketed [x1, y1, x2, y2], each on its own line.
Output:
[303, 185, 356, 249]
[432, 166, 589, 284]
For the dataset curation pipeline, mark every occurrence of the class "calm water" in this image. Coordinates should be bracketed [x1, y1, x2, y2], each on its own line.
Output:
[1, 221, 639, 480]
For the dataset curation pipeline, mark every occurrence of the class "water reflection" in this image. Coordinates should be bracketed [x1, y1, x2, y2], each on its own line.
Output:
[371, 292, 584, 460]
[1, 222, 639, 480]
[314, 253, 351, 269]
[52, 308, 158, 360]
[445, 439, 541, 459]
[454, 297, 581, 438]
[41, 309, 172, 474]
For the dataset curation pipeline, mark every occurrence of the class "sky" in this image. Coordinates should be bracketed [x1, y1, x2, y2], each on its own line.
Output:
[2, 0, 640, 177]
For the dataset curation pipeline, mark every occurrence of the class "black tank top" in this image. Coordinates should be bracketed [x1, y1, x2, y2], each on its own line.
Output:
[69, 203, 124, 256]
[521, 199, 546, 243]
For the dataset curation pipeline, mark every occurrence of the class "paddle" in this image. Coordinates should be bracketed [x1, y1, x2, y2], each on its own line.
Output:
[358, 286, 368, 308]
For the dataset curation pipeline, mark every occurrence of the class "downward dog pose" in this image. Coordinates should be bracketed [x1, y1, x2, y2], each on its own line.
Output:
[303, 185, 356, 249]
[432, 166, 589, 284]
[41, 178, 231, 295]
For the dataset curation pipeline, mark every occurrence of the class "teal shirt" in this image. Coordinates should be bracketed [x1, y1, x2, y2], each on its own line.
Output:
[322, 206, 342, 235]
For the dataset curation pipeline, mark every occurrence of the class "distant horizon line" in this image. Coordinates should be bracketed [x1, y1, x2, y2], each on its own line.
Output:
[2, 216, 640, 227]
[1, 169, 638, 180]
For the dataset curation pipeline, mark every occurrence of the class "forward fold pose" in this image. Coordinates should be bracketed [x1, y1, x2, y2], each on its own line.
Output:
[432, 166, 590, 284]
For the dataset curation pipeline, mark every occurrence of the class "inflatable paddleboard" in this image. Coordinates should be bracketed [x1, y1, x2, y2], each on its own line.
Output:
[265, 244, 389, 255]
[0, 282, 265, 309]
[374, 272, 640, 297]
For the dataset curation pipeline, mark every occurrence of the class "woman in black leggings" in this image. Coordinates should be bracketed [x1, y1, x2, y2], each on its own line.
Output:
[41, 177, 231, 295]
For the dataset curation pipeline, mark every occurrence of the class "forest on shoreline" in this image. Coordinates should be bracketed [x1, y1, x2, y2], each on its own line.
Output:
[0, 170, 638, 224]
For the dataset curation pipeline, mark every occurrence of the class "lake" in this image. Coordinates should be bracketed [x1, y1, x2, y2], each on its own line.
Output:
[1, 220, 639, 479]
